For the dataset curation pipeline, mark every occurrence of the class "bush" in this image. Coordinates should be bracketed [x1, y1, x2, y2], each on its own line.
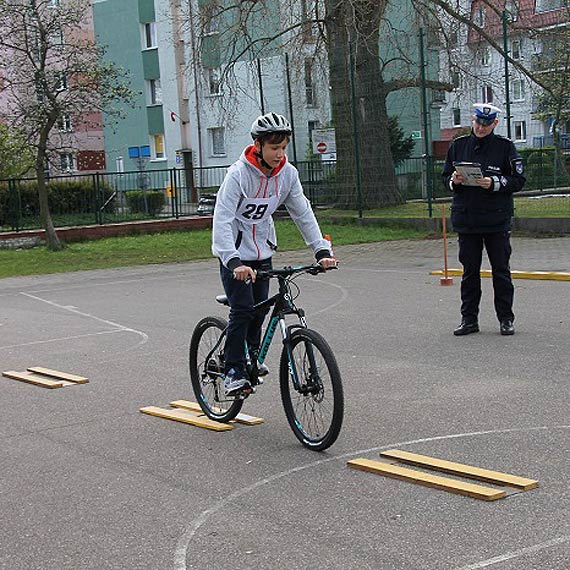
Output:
[0, 179, 116, 229]
[125, 190, 165, 215]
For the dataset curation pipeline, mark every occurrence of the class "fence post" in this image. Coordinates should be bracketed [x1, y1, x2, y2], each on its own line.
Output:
[8, 178, 22, 231]
[93, 173, 102, 225]
[349, 41, 363, 219]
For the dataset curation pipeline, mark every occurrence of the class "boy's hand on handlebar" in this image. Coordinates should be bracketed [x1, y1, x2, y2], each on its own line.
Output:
[318, 257, 339, 270]
[233, 265, 257, 282]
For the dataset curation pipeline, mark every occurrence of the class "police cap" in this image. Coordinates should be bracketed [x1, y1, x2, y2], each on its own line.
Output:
[473, 103, 501, 126]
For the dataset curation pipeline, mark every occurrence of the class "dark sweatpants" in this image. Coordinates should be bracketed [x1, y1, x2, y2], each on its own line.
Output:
[219, 258, 272, 375]
[458, 232, 514, 323]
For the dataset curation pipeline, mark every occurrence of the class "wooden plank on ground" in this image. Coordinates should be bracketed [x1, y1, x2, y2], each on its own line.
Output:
[380, 449, 538, 490]
[139, 406, 233, 431]
[169, 399, 264, 425]
[27, 367, 89, 384]
[347, 458, 506, 501]
[430, 269, 570, 282]
[2, 370, 65, 389]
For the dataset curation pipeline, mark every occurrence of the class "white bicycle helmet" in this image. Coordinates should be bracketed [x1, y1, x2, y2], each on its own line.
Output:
[250, 112, 292, 139]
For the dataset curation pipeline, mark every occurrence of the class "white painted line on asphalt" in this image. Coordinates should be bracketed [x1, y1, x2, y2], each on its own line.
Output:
[298, 276, 349, 316]
[173, 424, 569, 570]
[17, 292, 149, 349]
[0, 329, 122, 351]
[456, 535, 570, 569]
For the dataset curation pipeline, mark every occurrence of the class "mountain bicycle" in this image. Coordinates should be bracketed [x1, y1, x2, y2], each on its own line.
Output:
[188, 264, 344, 451]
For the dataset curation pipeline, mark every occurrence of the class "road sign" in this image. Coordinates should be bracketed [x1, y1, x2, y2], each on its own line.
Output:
[312, 128, 336, 154]
[411, 130, 422, 139]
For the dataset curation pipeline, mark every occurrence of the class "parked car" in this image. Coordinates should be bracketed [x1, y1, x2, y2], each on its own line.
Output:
[197, 192, 217, 216]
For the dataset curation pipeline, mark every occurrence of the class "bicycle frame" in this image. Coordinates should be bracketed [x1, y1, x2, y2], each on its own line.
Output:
[204, 268, 324, 394]
[248, 272, 320, 393]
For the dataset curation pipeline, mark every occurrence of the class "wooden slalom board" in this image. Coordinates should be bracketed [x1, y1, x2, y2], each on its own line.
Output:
[380, 449, 538, 490]
[348, 449, 538, 501]
[347, 458, 507, 501]
[2, 370, 66, 389]
[431, 269, 570, 282]
[139, 406, 233, 431]
[27, 366, 89, 384]
[169, 399, 264, 425]
[2, 367, 88, 389]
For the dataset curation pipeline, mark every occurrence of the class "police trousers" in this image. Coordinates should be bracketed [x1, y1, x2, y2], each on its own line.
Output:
[458, 232, 514, 323]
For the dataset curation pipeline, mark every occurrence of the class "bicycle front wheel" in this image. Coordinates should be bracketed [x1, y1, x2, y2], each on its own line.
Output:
[189, 316, 243, 422]
[280, 328, 344, 451]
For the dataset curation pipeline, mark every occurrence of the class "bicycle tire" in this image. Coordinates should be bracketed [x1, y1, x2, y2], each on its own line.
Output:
[189, 316, 243, 422]
[279, 328, 344, 451]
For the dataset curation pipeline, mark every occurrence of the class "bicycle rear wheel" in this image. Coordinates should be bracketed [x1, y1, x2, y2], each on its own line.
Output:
[279, 328, 344, 451]
[189, 316, 243, 422]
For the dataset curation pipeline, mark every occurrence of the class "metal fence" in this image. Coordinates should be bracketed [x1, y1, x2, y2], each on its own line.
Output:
[1, 150, 569, 233]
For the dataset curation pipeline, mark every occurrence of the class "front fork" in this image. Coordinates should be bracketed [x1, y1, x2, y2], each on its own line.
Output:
[280, 314, 320, 394]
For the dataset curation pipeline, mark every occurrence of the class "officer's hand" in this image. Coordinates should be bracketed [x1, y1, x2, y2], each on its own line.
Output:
[475, 177, 493, 190]
[233, 265, 257, 282]
[451, 171, 465, 185]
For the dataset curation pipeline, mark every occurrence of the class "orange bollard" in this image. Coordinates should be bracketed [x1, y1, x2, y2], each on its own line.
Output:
[440, 204, 454, 286]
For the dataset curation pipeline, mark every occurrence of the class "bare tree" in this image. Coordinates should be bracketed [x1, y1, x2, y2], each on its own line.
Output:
[0, 0, 135, 250]
[422, 0, 570, 104]
[182, 0, 453, 209]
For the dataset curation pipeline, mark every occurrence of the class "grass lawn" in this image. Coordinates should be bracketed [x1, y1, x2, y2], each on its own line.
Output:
[324, 195, 570, 218]
[0, 219, 428, 279]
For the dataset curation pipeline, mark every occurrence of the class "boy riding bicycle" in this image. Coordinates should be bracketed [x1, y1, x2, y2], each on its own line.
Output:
[212, 112, 337, 396]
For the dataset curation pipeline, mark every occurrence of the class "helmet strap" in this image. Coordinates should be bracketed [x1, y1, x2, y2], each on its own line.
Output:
[254, 140, 272, 171]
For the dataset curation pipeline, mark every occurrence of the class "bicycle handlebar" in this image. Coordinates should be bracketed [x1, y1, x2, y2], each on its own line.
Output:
[256, 264, 335, 280]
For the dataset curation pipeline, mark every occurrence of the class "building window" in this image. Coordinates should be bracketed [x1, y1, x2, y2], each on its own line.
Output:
[305, 58, 315, 107]
[512, 79, 525, 101]
[57, 114, 73, 132]
[514, 120, 527, 141]
[207, 67, 221, 96]
[56, 72, 67, 92]
[480, 46, 491, 66]
[60, 153, 75, 172]
[452, 108, 461, 127]
[505, 0, 518, 20]
[208, 127, 226, 156]
[474, 6, 486, 27]
[535, 0, 566, 13]
[144, 22, 157, 49]
[203, 10, 219, 35]
[481, 85, 493, 103]
[511, 39, 522, 60]
[153, 134, 165, 159]
[450, 70, 461, 89]
[148, 78, 162, 105]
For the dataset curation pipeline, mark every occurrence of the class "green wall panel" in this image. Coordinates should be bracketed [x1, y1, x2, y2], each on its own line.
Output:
[138, 0, 155, 23]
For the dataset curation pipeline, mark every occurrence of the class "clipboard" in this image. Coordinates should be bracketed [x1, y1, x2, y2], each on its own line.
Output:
[453, 162, 484, 186]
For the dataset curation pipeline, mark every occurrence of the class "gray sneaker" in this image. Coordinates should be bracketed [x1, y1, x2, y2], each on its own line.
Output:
[258, 363, 269, 377]
[224, 369, 251, 396]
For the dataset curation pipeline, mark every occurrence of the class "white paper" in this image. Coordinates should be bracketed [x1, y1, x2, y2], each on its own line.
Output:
[453, 162, 484, 186]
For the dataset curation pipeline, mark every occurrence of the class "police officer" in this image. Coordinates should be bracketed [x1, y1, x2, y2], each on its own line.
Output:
[442, 103, 526, 336]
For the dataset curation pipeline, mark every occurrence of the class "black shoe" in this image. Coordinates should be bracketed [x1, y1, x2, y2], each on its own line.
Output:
[500, 320, 515, 336]
[453, 321, 479, 336]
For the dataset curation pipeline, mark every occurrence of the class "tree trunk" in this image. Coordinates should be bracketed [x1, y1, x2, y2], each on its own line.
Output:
[324, 0, 403, 209]
[35, 151, 62, 251]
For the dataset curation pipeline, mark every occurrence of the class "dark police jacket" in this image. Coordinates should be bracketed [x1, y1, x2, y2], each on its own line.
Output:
[442, 130, 525, 233]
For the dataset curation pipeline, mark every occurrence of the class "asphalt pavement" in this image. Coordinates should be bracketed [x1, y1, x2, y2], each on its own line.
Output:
[0, 236, 569, 570]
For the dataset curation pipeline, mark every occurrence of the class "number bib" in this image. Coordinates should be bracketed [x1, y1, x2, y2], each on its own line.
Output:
[236, 196, 279, 225]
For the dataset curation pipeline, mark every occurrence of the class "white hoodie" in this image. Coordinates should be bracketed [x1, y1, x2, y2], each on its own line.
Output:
[212, 145, 330, 270]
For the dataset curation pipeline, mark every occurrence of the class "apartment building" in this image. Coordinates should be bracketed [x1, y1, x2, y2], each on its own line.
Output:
[0, 0, 106, 176]
[438, 0, 570, 149]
